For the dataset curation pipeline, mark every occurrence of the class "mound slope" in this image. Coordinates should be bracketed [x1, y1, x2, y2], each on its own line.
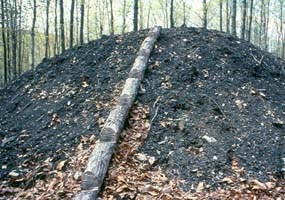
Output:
[139, 27, 285, 190]
[0, 31, 147, 186]
[0, 27, 285, 198]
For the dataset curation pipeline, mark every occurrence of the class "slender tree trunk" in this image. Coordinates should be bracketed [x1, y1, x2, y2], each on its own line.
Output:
[59, 0, 65, 52]
[18, 0, 22, 75]
[264, 0, 270, 51]
[133, 0, 138, 31]
[122, 0, 126, 33]
[203, 0, 207, 29]
[10, 0, 17, 78]
[279, 1, 283, 57]
[70, 0, 75, 48]
[259, 0, 264, 48]
[219, 0, 223, 31]
[231, 0, 237, 36]
[45, 0, 50, 58]
[247, 0, 253, 41]
[241, 0, 246, 39]
[80, 0, 84, 44]
[183, 1, 186, 26]
[31, 0, 36, 70]
[76, 0, 80, 44]
[0, 0, 7, 83]
[226, 0, 230, 33]
[54, 0, 58, 55]
[109, 0, 114, 35]
[87, 0, 90, 41]
[170, 0, 174, 28]
[147, 2, 151, 28]
[139, 0, 143, 29]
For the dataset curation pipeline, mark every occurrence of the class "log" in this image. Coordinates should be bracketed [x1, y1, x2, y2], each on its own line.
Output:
[74, 26, 161, 200]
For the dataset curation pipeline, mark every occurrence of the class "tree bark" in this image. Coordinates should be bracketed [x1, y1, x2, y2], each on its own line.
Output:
[133, 0, 138, 31]
[122, 0, 126, 33]
[109, 0, 114, 35]
[231, 0, 237, 36]
[203, 0, 207, 29]
[241, 0, 246, 40]
[80, 0, 84, 44]
[70, 0, 75, 48]
[219, 0, 223, 31]
[247, 0, 253, 41]
[18, 0, 22, 75]
[0, 0, 7, 83]
[183, 1, 186, 26]
[10, 0, 17, 78]
[31, 0, 36, 70]
[59, 0, 65, 52]
[170, 0, 174, 28]
[45, 0, 50, 58]
[74, 26, 161, 200]
[226, 0, 230, 33]
[54, 0, 58, 55]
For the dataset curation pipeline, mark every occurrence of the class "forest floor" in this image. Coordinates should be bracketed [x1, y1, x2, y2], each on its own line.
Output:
[1, 27, 285, 199]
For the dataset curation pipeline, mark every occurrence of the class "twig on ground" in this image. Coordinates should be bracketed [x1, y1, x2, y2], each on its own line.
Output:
[16, 102, 32, 115]
[251, 54, 264, 66]
[201, 94, 226, 118]
[149, 96, 161, 130]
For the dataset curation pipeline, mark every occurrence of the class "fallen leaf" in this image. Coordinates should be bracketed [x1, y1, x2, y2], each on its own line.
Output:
[196, 182, 204, 192]
[56, 160, 67, 171]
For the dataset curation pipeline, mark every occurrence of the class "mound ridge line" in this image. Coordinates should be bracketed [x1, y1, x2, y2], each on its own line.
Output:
[74, 26, 161, 200]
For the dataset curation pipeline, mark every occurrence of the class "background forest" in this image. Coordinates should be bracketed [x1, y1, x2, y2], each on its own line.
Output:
[0, 0, 284, 87]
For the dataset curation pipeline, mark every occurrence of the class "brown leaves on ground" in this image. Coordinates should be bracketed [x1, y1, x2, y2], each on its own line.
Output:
[0, 135, 97, 199]
[101, 103, 285, 200]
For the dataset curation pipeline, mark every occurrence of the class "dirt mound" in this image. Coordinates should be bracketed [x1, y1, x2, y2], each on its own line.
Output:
[138, 27, 285, 190]
[0, 30, 147, 186]
[0, 27, 285, 198]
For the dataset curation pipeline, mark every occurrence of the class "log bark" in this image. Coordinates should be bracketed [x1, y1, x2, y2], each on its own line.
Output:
[74, 26, 161, 200]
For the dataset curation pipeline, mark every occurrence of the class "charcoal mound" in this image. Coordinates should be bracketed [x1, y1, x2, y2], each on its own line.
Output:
[1, 26, 285, 193]
[138, 27, 285, 190]
[0, 30, 148, 185]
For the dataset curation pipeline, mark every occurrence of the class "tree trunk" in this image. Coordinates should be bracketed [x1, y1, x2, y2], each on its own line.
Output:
[241, 0, 246, 39]
[54, 0, 58, 55]
[259, 0, 264, 48]
[31, 0, 36, 70]
[80, 0, 84, 44]
[139, 0, 143, 29]
[74, 26, 161, 200]
[264, 0, 270, 51]
[170, 0, 174, 28]
[87, 0, 90, 42]
[0, 0, 8, 83]
[45, 0, 50, 58]
[147, 2, 151, 28]
[59, 0, 65, 52]
[69, 0, 75, 48]
[247, 0, 253, 41]
[18, 0, 22, 75]
[203, 0, 207, 29]
[133, 0, 138, 31]
[219, 0, 223, 31]
[109, 0, 114, 35]
[183, 1, 186, 26]
[10, 0, 17, 79]
[231, 0, 237, 36]
[226, 0, 230, 33]
[122, 0, 126, 33]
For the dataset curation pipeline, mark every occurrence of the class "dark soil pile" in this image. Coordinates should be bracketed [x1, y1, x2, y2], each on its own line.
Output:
[139, 27, 285, 190]
[1, 27, 285, 198]
[0, 30, 147, 187]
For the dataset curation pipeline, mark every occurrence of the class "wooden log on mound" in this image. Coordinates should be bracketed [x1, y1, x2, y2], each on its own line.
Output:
[74, 26, 161, 200]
